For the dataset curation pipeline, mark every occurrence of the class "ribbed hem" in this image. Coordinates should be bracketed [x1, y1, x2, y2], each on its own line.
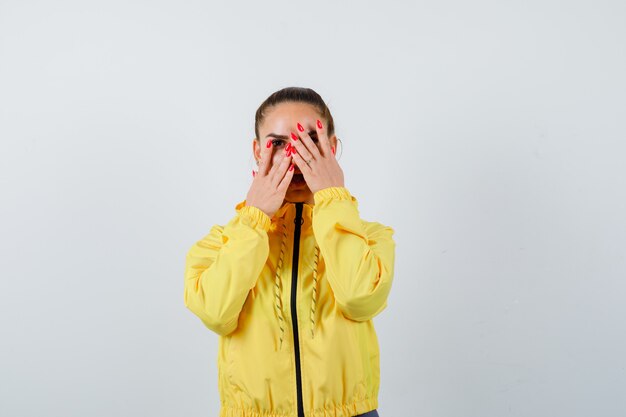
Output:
[219, 396, 378, 417]
[238, 205, 271, 231]
[313, 186, 352, 204]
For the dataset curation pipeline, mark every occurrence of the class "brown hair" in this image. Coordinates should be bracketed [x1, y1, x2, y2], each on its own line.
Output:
[254, 87, 335, 140]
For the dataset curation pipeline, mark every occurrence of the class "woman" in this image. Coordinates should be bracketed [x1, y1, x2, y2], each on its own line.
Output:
[184, 87, 395, 417]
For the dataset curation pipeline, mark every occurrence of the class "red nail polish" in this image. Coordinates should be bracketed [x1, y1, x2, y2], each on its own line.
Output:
[297, 123, 304, 132]
[331, 146, 335, 155]
[291, 132, 298, 141]
[289, 163, 294, 171]
[266, 139, 272, 148]
[317, 119, 323, 129]
[291, 146, 297, 154]
[252, 170, 256, 177]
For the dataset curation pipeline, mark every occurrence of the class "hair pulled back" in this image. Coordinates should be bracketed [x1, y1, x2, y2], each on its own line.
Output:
[254, 87, 335, 140]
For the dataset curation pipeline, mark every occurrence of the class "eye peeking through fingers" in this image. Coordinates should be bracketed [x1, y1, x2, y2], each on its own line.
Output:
[271, 139, 287, 148]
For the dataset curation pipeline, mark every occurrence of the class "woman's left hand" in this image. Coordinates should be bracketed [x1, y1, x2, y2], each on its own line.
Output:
[287, 119, 344, 194]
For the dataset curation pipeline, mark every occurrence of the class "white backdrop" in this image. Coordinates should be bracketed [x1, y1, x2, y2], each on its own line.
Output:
[1, 1, 625, 416]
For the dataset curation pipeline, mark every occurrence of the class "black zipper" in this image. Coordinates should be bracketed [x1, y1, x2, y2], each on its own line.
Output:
[291, 202, 305, 417]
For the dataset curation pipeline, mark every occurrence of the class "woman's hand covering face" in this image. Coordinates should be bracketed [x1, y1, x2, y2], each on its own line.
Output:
[287, 119, 344, 194]
[246, 137, 295, 218]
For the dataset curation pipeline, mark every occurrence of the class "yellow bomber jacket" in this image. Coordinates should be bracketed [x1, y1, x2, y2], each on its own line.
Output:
[184, 186, 396, 417]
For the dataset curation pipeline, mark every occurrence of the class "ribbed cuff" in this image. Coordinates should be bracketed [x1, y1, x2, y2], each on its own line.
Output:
[238, 205, 271, 231]
[314, 186, 353, 204]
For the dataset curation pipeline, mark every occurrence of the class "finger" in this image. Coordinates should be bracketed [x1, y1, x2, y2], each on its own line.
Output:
[289, 130, 316, 166]
[259, 137, 275, 176]
[267, 146, 287, 179]
[314, 119, 332, 157]
[272, 153, 293, 188]
[295, 122, 322, 159]
[277, 160, 295, 192]
[290, 148, 312, 177]
[270, 149, 292, 185]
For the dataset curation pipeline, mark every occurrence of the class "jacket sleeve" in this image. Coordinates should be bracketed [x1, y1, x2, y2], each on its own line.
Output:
[183, 204, 271, 336]
[312, 186, 396, 322]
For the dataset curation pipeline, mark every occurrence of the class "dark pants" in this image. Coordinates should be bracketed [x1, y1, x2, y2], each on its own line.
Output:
[354, 410, 379, 417]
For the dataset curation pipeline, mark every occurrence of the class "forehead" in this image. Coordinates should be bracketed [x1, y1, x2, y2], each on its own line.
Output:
[260, 102, 320, 134]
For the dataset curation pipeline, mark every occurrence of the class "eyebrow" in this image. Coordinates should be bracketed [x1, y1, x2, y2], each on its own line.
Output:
[265, 130, 318, 139]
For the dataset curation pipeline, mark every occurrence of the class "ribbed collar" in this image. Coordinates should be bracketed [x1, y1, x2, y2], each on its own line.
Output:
[234, 199, 315, 222]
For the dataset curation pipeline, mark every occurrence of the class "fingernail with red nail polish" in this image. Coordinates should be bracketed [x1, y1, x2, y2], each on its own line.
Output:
[252, 170, 256, 177]
[291, 132, 298, 141]
[331, 146, 335, 155]
[266, 139, 272, 148]
[317, 120, 323, 129]
[289, 163, 294, 171]
[297, 123, 304, 132]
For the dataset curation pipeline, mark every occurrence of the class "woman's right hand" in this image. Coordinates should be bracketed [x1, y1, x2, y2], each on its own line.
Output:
[246, 139, 295, 219]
